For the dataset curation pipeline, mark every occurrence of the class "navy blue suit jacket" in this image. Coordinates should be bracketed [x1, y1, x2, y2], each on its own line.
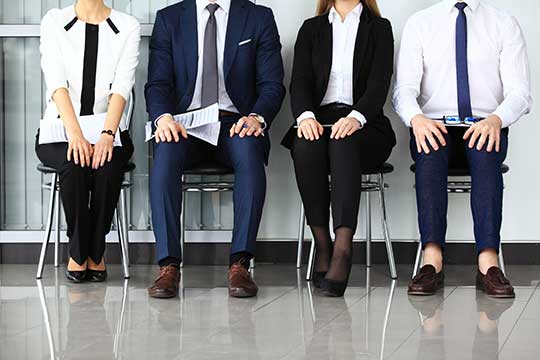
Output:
[145, 0, 285, 134]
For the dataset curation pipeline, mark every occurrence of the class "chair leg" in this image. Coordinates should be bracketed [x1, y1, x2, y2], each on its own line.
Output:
[250, 258, 255, 269]
[116, 209, 130, 279]
[412, 241, 423, 278]
[306, 237, 316, 281]
[180, 183, 186, 268]
[498, 243, 506, 276]
[119, 188, 130, 266]
[296, 204, 306, 269]
[54, 188, 61, 268]
[378, 174, 397, 279]
[365, 176, 372, 268]
[37, 173, 58, 279]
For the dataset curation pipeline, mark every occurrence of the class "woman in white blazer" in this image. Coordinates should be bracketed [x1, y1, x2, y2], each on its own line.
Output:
[35, 0, 140, 283]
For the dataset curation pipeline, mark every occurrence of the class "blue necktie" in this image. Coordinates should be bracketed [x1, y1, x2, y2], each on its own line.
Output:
[455, 2, 473, 119]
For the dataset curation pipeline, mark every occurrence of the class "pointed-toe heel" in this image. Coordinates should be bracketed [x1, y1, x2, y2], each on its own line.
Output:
[66, 270, 86, 283]
[85, 269, 108, 282]
[312, 271, 327, 288]
[321, 278, 348, 297]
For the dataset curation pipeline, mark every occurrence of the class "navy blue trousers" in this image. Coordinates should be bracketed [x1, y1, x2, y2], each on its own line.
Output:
[150, 116, 267, 263]
[411, 127, 508, 253]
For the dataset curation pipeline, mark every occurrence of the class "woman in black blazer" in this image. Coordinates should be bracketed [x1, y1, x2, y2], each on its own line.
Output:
[282, 0, 396, 297]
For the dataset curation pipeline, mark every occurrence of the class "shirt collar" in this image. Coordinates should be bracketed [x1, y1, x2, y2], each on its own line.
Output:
[444, 0, 480, 13]
[196, 0, 230, 15]
[328, 3, 363, 24]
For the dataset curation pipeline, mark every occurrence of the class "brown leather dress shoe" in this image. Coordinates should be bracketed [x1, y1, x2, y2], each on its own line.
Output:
[148, 265, 181, 299]
[476, 267, 515, 299]
[228, 262, 258, 298]
[408, 265, 444, 296]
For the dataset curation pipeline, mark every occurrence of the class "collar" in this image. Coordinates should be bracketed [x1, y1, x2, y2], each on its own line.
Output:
[444, 0, 480, 13]
[196, 0, 231, 15]
[328, 3, 363, 24]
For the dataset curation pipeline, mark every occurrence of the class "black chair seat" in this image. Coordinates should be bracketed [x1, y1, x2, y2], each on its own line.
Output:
[37, 161, 136, 174]
[364, 162, 394, 175]
[184, 162, 234, 176]
[410, 163, 509, 176]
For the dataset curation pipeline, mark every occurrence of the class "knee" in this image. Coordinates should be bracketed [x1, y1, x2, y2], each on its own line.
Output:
[292, 137, 326, 160]
[60, 162, 89, 179]
[230, 137, 265, 170]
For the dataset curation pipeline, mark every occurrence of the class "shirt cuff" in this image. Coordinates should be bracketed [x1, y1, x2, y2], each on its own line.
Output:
[154, 113, 173, 127]
[492, 107, 516, 129]
[347, 110, 367, 127]
[397, 105, 424, 128]
[249, 113, 267, 130]
[296, 111, 316, 125]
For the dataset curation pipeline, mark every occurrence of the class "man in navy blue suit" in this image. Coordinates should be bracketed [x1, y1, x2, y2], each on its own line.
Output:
[145, 0, 285, 299]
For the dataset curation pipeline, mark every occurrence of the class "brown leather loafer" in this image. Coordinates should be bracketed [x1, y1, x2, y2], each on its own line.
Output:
[408, 265, 444, 296]
[476, 267, 515, 299]
[228, 262, 258, 298]
[148, 264, 181, 299]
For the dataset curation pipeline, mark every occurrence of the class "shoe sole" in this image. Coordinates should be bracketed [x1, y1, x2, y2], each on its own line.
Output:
[408, 282, 444, 296]
[476, 284, 515, 299]
[229, 288, 257, 298]
[148, 291, 178, 299]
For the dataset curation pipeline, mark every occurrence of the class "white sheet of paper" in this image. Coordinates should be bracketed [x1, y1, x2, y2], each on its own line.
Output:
[145, 104, 221, 146]
[39, 113, 122, 146]
[78, 113, 122, 146]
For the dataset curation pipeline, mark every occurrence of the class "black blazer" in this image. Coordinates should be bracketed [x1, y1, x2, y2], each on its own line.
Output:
[281, 7, 397, 149]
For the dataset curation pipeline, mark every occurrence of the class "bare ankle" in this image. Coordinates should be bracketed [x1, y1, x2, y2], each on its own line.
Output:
[478, 249, 498, 275]
[423, 243, 443, 273]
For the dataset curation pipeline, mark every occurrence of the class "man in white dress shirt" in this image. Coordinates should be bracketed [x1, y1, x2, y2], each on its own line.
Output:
[393, 0, 531, 298]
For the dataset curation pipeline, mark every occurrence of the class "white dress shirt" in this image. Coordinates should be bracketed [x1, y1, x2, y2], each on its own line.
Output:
[297, 4, 367, 126]
[393, 0, 532, 128]
[40, 5, 140, 130]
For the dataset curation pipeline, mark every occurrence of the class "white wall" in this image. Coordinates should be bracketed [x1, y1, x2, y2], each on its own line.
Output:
[257, 0, 539, 243]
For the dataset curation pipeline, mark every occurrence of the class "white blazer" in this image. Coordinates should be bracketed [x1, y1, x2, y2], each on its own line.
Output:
[40, 5, 140, 132]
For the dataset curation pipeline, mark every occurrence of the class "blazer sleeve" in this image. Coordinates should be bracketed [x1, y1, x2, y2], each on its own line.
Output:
[40, 10, 68, 102]
[289, 20, 315, 121]
[144, 10, 176, 123]
[351, 18, 394, 122]
[250, 7, 286, 127]
[109, 19, 141, 102]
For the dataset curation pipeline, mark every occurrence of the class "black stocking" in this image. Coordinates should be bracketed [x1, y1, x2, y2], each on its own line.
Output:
[311, 226, 333, 273]
[326, 227, 354, 282]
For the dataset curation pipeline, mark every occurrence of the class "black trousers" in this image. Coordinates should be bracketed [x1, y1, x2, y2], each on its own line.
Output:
[35, 131, 134, 265]
[291, 105, 393, 232]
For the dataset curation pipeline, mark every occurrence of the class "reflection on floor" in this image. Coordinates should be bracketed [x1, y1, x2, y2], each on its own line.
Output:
[0, 264, 539, 360]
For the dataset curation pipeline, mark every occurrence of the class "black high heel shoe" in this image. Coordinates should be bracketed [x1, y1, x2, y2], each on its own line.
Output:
[320, 257, 352, 297]
[85, 269, 108, 282]
[312, 272, 327, 288]
[66, 270, 86, 283]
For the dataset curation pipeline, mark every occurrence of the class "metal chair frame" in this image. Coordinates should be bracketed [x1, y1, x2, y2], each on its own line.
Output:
[179, 173, 255, 269]
[300, 169, 398, 281]
[411, 170, 507, 278]
[36, 89, 136, 279]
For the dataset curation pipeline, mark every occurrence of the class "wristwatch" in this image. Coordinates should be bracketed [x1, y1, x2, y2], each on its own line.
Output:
[249, 113, 267, 130]
[101, 129, 115, 138]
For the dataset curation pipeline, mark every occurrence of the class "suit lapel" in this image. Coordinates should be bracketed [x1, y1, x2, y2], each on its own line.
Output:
[180, 0, 199, 89]
[353, 9, 372, 84]
[319, 17, 333, 96]
[224, 0, 248, 79]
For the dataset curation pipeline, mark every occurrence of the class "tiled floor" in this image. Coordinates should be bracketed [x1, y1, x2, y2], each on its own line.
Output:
[0, 264, 539, 360]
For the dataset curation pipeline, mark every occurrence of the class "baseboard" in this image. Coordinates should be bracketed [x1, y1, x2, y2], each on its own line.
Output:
[1, 242, 540, 265]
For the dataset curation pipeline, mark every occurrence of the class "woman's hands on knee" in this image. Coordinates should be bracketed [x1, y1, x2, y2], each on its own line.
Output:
[330, 117, 362, 140]
[92, 133, 115, 169]
[297, 118, 324, 141]
[67, 133, 93, 168]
